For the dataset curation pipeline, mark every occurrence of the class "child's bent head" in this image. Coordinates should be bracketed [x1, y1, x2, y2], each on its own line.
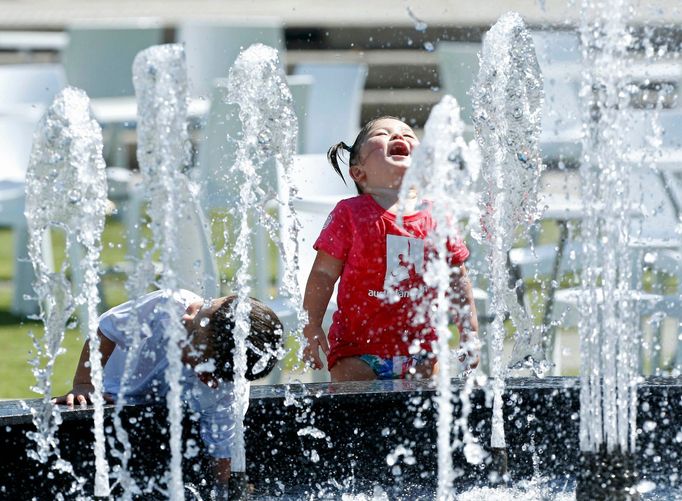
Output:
[327, 116, 418, 194]
[182, 296, 283, 383]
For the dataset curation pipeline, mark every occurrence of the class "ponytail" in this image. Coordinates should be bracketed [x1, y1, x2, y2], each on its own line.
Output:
[327, 141, 353, 187]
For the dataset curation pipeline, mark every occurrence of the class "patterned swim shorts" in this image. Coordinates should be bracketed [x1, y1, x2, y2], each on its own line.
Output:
[358, 353, 433, 380]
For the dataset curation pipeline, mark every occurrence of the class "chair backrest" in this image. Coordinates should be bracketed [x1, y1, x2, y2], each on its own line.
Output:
[276, 154, 357, 299]
[530, 30, 582, 158]
[0, 115, 39, 183]
[197, 75, 311, 210]
[628, 165, 679, 244]
[286, 74, 314, 154]
[176, 19, 285, 99]
[293, 63, 368, 153]
[659, 110, 682, 149]
[0, 64, 66, 108]
[174, 182, 220, 298]
[62, 21, 164, 98]
[436, 42, 480, 125]
[531, 30, 580, 68]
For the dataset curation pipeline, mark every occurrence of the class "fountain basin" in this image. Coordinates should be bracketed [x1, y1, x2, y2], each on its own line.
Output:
[0, 377, 680, 498]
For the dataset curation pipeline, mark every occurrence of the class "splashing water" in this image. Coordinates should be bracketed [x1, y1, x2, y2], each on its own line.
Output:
[405, 5, 428, 32]
[471, 11, 545, 454]
[577, 0, 640, 458]
[223, 43, 303, 472]
[398, 94, 480, 498]
[132, 43, 195, 500]
[24, 86, 109, 497]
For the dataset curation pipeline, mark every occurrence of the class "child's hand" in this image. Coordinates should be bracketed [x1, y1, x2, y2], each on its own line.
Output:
[303, 325, 329, 370]
[51, 384, 113, 407]
[458, 333, 481, 371]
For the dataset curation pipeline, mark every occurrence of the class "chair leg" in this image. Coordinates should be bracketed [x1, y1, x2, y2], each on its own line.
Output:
[11, 224, 53, 317]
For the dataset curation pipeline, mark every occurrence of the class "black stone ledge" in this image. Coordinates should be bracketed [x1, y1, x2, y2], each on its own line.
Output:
[0, 377, 680, 499]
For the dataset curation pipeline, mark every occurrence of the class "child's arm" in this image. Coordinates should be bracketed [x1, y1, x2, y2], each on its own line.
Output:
[450, 265, 481, 369]
[302, 250, 344, 369]
[52, 329, 116, 406]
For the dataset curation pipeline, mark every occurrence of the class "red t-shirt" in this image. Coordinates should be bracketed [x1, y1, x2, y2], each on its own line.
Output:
[313, 194, 469, 368]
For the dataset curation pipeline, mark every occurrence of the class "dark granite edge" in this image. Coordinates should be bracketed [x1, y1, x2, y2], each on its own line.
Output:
[2, 376, 680, 425]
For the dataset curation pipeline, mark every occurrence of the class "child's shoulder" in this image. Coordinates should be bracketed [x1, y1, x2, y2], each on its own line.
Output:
[335, 194, 374, 210]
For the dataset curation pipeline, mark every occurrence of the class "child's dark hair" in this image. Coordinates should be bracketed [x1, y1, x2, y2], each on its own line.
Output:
[208, 296, 283, 382]
[327, 115, 402, 194]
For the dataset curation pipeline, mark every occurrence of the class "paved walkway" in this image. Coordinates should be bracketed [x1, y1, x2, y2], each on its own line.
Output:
[0, 0, 680, 29]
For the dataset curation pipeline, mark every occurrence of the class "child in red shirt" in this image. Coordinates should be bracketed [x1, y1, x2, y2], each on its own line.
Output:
[302, 116, 480, 382]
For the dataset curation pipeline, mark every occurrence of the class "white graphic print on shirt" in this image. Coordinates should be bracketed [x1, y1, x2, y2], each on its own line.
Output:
[383, 234, 424, 290]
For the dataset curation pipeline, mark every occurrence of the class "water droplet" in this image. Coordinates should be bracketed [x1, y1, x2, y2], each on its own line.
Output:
[423, 41, 435, 52]
[406, 6, 428, 32]
[199, 317, 210, 327]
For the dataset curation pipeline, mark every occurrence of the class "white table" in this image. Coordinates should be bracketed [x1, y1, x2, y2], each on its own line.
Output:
[89, 96, 210, 126]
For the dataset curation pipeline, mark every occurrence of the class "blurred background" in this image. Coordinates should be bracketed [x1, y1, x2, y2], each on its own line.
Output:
[1, 0, 681, 398]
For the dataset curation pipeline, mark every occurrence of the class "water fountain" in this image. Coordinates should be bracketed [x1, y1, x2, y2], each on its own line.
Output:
[23, 86, 110, 498]
[576, 0, 646, 497]
[471, 11, 546, 485]
[1, 2, 682, 499]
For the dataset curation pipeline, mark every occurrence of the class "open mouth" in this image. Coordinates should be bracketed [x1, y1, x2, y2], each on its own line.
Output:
[389, 142, 410, 157]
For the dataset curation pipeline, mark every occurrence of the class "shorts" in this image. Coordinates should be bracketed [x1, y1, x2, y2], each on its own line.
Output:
[358, 353, 433, 380]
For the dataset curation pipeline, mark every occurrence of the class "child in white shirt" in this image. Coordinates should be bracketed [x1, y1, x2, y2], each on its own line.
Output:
[54, 289, 282, 495]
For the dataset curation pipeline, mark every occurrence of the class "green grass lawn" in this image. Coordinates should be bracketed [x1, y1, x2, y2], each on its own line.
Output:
[0, 220, 131, 400]
[0, 212, 264, 400]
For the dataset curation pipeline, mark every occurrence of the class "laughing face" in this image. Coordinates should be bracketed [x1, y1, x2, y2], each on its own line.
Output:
[350, 118, 420, 192]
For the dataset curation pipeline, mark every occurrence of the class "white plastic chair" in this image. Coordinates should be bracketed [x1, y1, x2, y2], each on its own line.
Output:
[530, 30, 583, 162]
[286, 74, 314, 154]
[260, 154, 356, 382]
[275, 154, 357, 314]
[193, 75, 312, 300]
[197, 75, 312, 210]
[550, 164, 682, 374]
[0, 65, 65, 316]
[173, 182, 220, 299]
[293, 63, 368, 153]
[436, 42, 480, 130]
[0, 64, 66, 115]
[62, 21, 164, 98]
[62, 21, 164, 166]
[0, 116, 54, 316]
[176, 19, 285, 99]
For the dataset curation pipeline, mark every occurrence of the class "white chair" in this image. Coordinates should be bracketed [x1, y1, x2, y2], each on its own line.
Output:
[173, 182, 220, 299]
[436, 42, 480, 132]
[530, 30, 583, 162]
[274, 154, 356, 312]
[0, 116, 54, 316]
[286, 74, 314, 154]
[62, 21, 164, 166]
[0, 64, 66, 115]
[197, 75, 312, 211]
[62, 21, 164, 98]
[257, 154, 356, 383]
[293, 63, 368, 153]
[550, 164, 682, 374]
[176, 19, 285, 99]
[194, 75, 312, 299]
[0, 65, 65, 316]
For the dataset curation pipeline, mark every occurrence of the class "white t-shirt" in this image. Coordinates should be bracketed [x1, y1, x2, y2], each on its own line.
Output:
[98, 289, 247, 460]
